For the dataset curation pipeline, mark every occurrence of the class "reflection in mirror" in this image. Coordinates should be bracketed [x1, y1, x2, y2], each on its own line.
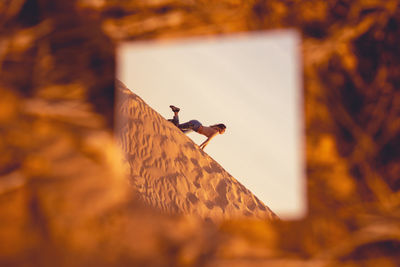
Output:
[117, 31, 305, 220]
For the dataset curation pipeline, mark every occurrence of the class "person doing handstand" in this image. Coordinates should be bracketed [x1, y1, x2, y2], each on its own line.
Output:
[168, 105, 226, 150]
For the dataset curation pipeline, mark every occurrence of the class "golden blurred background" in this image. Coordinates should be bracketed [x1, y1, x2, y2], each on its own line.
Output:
[1, 0, 400, 266]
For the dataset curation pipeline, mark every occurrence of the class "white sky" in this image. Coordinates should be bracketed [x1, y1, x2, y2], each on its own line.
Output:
[117, 31, 306, 219]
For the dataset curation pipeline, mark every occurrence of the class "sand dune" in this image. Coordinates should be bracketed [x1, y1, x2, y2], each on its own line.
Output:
[116, 80, 277, 221]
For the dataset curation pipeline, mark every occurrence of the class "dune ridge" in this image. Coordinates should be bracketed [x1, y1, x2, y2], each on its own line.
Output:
[116, 80, 277, 221]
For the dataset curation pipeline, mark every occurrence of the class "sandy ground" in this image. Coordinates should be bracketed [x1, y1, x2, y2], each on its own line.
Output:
[115, 80, 277, 221]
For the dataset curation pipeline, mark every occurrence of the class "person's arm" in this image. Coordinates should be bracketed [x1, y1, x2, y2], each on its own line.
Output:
[199, 132, 218, 150]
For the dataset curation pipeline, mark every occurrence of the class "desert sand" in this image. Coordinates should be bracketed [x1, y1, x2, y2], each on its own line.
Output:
[115, 80, 277, 221]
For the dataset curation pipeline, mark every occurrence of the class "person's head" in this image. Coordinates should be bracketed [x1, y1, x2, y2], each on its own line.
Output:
[211, 123, 226, 134]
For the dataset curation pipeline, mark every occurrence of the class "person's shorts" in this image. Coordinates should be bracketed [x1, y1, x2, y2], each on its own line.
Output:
[178, 120, 202, 133]
[189, 120, 202, 132]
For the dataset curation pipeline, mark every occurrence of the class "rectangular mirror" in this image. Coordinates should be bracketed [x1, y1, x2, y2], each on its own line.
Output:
[117, 30, 305, 219]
